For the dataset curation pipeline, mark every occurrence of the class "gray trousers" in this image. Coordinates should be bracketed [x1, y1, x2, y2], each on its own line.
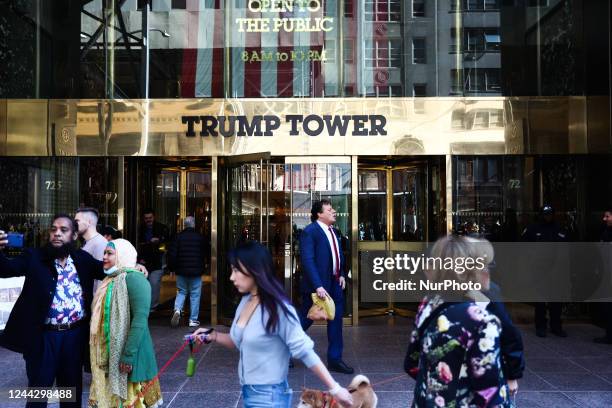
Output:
[148, 269, 163, 309]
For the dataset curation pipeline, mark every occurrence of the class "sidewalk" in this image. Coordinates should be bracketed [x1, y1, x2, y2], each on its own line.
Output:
[2, 317, 612, 407]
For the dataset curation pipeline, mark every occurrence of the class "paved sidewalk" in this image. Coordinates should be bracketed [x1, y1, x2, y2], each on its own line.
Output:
[2, 317, 612, 407]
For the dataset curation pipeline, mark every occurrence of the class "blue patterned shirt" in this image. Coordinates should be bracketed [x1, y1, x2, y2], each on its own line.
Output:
[46, 256, 86, 325]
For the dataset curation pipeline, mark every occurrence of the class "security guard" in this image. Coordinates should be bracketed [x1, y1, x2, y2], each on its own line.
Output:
[522, 205, 568, 338]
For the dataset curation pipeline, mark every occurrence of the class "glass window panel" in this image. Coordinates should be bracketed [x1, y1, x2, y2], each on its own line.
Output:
[413, 83, 427, 97]
[171, 0, 186, 9]
[485, 0, 500, 9]
[7, 0, 604, 99]
[186, 171, 211, 238]
[393, 169, 427, 241]
[413, 0, 425, 17]
[0, 157, 119, 248]
[413, 38, 426, 64]
[358, 170, 387, 241]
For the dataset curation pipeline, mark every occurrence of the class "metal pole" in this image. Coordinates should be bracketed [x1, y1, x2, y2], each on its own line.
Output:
[351, 156, 358, 325]
[446, 154, 453, 234]
[453, 0, 462, 94]
[338, 0, 344, 96]
[141, 0, 150, 99]
[536, 4, 542, 96]
[35, 0, 41, 98]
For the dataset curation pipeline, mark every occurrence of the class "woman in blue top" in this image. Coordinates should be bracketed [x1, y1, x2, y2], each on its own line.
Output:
[192, 241, 353, 408]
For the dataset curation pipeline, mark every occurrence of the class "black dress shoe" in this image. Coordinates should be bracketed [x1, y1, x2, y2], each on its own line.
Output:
[550, 328, 567, 338]
[328, 360, 354, 374]
[594, 336, 612, 344]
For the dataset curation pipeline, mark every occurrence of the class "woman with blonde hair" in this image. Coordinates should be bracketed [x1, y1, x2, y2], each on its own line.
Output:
[404, 235, 513, 407]
[89, 239, 162, 408]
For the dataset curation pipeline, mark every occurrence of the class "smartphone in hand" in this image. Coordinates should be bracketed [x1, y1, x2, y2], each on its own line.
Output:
[6, 232, 24, 248]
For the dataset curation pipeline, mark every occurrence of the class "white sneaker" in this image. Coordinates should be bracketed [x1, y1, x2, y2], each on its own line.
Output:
[170, 310, 181, 328]
[189, 320, 200, 327]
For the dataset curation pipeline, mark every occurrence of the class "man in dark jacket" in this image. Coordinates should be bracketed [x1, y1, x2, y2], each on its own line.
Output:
[0, 215, 105, 408]
[522, 205, 569, 338]
[594, 208, 612, 344]
[138, 209, 170, 311]
[167, 216, 208, 327]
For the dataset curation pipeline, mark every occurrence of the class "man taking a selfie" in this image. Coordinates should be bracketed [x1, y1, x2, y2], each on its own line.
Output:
[0, 215, 106, 408]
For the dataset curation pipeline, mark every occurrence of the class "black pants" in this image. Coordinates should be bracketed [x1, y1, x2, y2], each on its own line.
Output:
[24, 325, 84, 408]
[601, 302, 612, 338]
[535, 302, 563, 331]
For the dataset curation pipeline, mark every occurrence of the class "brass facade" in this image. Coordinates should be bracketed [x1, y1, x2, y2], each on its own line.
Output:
[1, 97, 610, 157]
[1, 97, 610, 325]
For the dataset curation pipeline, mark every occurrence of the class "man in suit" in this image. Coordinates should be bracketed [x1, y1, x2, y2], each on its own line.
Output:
[299, 199, 354, 374]
[0, 215, 106, 408]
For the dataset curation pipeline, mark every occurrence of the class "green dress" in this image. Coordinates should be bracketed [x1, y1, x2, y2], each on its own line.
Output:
[120, 270, 159, 382]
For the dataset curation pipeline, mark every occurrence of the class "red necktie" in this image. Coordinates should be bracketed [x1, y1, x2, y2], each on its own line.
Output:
[329, 226, 340, 280]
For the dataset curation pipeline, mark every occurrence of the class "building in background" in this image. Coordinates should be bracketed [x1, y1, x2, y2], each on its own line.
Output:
[1, 0, 611, 324]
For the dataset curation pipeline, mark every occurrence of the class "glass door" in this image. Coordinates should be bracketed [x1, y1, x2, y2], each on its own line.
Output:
[219, 154, 273, 323]
[219, 157, 353, 324]
[140, 161, 212, 316]
[358, 158, 445, 318]
[288, 159, 353, 323]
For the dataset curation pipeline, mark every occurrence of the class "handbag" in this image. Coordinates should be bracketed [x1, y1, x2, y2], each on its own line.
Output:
[307, 292, 335, 321]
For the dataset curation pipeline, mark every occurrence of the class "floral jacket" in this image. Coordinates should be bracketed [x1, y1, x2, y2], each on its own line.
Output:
[404, 296, 513, 408]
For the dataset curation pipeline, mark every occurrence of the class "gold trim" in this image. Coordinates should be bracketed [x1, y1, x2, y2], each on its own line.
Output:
[351, 155, 359, 326]
[446, 154, 453, 234]
[5, 97, 609, 156]
[180, 169, 187, 223]
[211, 157, 219, 325]
[285, 156, 352, 164]
[0, 99, 6, 155]
[117, 156, 125, 231]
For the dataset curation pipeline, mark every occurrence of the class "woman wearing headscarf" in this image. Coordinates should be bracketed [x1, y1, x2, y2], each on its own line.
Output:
[89, 239, 162, 408]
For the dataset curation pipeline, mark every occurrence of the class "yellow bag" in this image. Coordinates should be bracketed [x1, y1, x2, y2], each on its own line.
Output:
[307, 293, 335, 321]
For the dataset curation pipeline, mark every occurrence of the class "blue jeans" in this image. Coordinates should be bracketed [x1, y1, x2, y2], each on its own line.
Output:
[148, 269, 163, 310]
[242, 381, 292, 408]
[174, 275, 202, 321]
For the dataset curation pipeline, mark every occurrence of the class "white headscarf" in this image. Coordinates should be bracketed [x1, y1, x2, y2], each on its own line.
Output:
[104, 238, 137, 274]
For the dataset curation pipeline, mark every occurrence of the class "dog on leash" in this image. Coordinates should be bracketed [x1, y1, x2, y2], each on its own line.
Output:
[297, 374, 378, 408]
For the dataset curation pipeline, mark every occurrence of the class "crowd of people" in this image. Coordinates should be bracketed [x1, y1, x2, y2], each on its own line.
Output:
[0, 203, 611, 407]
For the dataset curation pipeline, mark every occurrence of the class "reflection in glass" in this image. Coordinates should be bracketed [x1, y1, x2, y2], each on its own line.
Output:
[393, 169, 427, 242]
[186, 171, 212, 275]
[0, 158, 119, 249]
[291, 163, 352, 316]
[4, 1, 608, 99]
[153, 170, 180, 236]
[358, 170, 386, 241]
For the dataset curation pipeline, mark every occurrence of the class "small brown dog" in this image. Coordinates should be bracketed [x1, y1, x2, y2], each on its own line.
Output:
[297, 374, 378, 408]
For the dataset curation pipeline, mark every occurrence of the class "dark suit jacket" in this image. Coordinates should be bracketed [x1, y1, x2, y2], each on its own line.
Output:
[299, 222, 345, 294]
[0, 247, 105, 363]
